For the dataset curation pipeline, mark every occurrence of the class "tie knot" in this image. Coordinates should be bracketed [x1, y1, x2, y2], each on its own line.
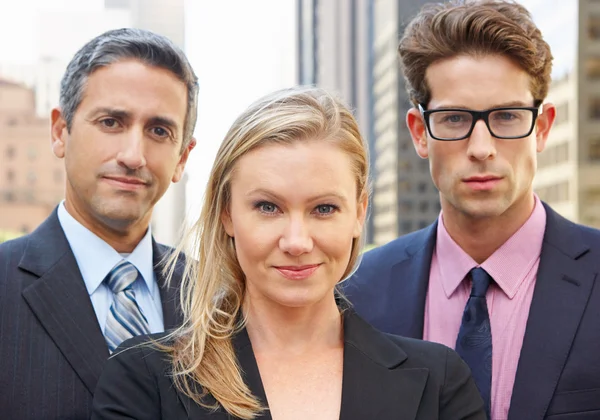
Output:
[105, 260, 139, 294]
[469, 267, 491, 297]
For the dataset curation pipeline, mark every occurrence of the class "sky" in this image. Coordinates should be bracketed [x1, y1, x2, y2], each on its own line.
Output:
[184, 0, 296, 217]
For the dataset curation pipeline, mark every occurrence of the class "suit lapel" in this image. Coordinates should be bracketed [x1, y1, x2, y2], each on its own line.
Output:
[178, 327, 273, 419]
[508, 204, 596, 420]
[339, 311, 428, 420]
[388, 223, 437, 338]
[19, 211, 108, 395]
[152, 241, 184, 330]
[234, 328, 272, 420]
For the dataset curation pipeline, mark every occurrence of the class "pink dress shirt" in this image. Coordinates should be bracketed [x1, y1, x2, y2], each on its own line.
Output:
[423, 196, 546, 420]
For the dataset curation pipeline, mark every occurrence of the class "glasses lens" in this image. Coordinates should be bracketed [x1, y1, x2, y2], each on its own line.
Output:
[428, 111, 473, 140]
[427, 108, 535, 140]
[488, 109, 534, 138]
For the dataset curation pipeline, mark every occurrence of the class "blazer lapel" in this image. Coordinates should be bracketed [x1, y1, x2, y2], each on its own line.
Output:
[177, 327, 273, 419]
[152, 241, 184, 330]
[234, 328, 273, 420]
[508, 204, 596, 420]
[388, 223, 437, 338]
[339, 311, 428, 420]
[19, 210, 108, 395]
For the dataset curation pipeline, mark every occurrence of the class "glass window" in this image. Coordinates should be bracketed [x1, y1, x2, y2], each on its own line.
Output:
[590, 97, 600, 119]
[590, 136, 600, 161]
[538, 142, 570, 168]
[400, 221, 413, 234]
[587, 57, 600, 79]
[398, 180, 411, 192]
[399, 200, 413, 212]
[589, 15, 600, 39]
[554, 102, 569, 125]
[5, 146, 15, 159]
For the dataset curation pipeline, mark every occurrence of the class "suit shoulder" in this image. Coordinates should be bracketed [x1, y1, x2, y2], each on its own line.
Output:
[0, 234, 29, 266]
[111, 332, 174, 371]
[359, 226, 433, 267]
[385, 333, 452, 362]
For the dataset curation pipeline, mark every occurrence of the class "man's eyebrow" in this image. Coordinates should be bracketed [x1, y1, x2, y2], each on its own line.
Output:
[86, 107, 132, 120]
[430, 100, 533, 110]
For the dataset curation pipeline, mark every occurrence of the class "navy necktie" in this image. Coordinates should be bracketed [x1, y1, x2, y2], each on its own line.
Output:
[455, 267, 493, 419]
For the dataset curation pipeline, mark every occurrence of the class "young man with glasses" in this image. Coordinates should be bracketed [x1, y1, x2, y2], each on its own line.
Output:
[345, 1, 600, 419]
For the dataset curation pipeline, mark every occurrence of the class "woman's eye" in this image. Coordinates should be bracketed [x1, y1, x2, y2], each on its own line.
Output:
[257, 202, 278, 213]
[315, 204, 337, 215]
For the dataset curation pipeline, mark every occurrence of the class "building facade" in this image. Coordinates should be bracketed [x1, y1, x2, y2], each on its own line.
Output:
[527, 0, 600, 228]
[297, 0, 437, 246]
[298, 0, 600, 245]
[1, 0, 189, 245]
[0, 80, 64, 235]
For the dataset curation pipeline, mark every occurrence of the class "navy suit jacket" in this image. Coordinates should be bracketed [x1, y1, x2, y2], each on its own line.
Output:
[0, 209, 185, 420]
[345, 203, 600, 420]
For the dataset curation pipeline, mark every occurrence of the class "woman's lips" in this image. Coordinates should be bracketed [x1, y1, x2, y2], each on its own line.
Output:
[274, 264, 321, 280]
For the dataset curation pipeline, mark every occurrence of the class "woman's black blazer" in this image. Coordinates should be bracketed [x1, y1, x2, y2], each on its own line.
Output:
[92, 309, 486, 420]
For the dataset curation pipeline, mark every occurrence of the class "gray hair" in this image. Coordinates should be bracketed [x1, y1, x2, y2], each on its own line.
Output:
[59, 27, 198, 150]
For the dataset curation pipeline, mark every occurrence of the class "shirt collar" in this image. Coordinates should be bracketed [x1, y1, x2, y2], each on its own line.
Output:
[435, 195, 547, 299]
[57, 201, 156, 296]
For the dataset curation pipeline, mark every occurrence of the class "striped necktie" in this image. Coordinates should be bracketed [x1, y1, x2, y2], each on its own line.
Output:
[103, 260, 151, 353]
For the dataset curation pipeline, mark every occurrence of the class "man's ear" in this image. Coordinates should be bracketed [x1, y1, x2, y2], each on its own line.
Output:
[172, 138, 197, 183]
[51, 108, 68, 159]
[535, 103, 556, 153]
[407, 108, 429, 159]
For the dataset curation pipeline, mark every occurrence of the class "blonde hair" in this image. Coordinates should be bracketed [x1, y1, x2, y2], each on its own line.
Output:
[163, 86, 370, 418]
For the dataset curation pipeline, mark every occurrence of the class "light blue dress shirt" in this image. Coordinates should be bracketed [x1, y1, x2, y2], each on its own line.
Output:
[57, 202, 164, 334]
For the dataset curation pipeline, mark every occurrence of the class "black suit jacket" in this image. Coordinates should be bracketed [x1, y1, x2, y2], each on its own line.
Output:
[91, 310, 486, 420]
[344, 203, 600, 420]
[0, 209, 184, 420]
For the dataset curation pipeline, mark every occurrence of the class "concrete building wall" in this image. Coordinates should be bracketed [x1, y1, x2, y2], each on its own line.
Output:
[0, 81, 64, 234]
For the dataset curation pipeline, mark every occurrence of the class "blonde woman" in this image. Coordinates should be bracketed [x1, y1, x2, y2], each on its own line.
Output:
[92, 87, 485, 420]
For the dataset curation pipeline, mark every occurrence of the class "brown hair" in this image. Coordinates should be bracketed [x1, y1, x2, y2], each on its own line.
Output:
[398, 0, 553, 107]
[161, 86, 369, 419]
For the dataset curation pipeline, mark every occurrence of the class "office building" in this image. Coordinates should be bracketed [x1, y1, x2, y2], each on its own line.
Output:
[297, 0, 437, 246]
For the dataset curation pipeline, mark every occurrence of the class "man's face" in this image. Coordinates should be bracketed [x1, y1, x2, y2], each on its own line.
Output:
[407, 54, 555, 221]
[51, 59, 195, 233]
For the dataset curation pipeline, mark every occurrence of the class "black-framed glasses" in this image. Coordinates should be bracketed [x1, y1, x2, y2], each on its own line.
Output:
[418, 103, 542, 141]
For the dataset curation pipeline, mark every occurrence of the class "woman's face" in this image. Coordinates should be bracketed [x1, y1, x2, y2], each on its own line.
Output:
[222, 139, 367, 310]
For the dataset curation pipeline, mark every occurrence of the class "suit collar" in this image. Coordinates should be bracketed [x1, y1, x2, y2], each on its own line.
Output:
[56, 202, 157, 297]
[508, 203, 595, 420]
